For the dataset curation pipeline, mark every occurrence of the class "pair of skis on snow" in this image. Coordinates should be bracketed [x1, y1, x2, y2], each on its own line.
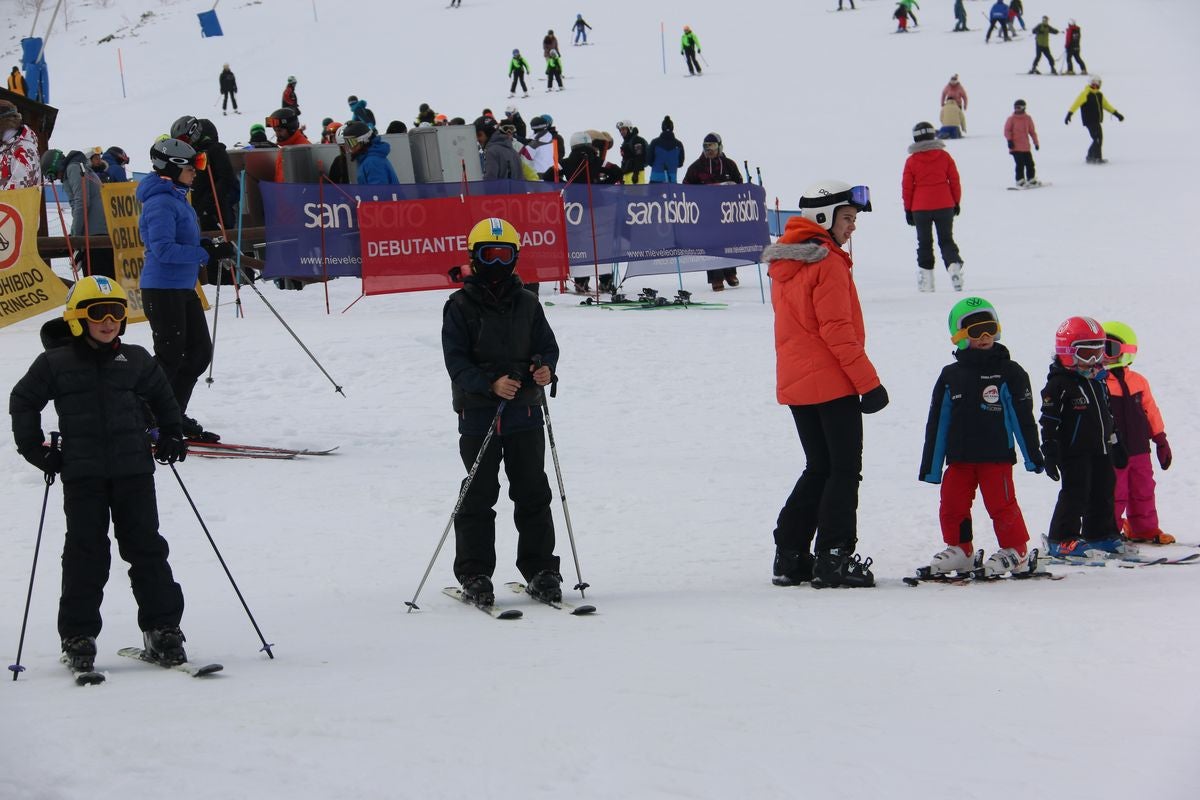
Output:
[63, 647, 223, 686]
[903, 548, 1062, 586]
[443, 582, 596, 619]
[183, 440, 339, 460]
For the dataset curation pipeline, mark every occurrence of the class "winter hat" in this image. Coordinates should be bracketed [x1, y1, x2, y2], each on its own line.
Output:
[347, 95, 358, 105]
[385, 120, 408, 134]
[912, 121, 936, 142]
[661, 116, 674, 132]
[0, 99, 21, 127]
[1013, 99, 1027, 110]
[321, 117, 334, 128]
[512, 49, 520, 57]
[287, 75, 297, 84]
[570, 131, 591, 148]
[474, 115, 498, 136]
[703, 132, 722, 146]
[419, 103, 431, 113]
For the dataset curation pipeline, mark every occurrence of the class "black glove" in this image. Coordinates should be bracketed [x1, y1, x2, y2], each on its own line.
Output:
[1041, 442, 1060, 481]
[953, 205, 960, 216]
[1113, 112, 1125, 121]
[200, 238, 236, 261]
[905, 211, 915, 226]
[860, 384, 890, 414]
[23, 445, 63, 476]
[1110, 438, 1129, 469]
[1064, 112, 1073, 124]
[1006, 139, 1014, 150]
[155, 434, 188, 465]
[1034, 143, 1039, 151]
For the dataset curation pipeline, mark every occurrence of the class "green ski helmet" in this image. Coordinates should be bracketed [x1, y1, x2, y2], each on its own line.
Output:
[1101, 320, 1138, 368]
[948, 296, 1000, 349]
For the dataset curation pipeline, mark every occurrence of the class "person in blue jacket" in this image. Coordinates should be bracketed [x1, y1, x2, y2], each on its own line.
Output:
[347, 95, 376, 129]
[342, 122, 398, 185]
[100, 146, 130, 182]
[646, 116, 685, 183]
[137, 137, 234, 442]
[986, 0, 1011, 42]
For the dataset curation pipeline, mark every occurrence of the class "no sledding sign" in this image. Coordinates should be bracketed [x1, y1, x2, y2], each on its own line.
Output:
[0, 202, 22, 270]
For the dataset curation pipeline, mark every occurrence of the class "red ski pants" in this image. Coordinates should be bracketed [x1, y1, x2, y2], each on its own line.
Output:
[939, 462, 1030, 552]
[1113, 452, 1159, 534]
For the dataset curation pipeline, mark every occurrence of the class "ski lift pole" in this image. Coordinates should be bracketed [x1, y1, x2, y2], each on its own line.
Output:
[117, 48, 126, 99]
[35, 0, 65, 64]
[660, 22, 666, 75]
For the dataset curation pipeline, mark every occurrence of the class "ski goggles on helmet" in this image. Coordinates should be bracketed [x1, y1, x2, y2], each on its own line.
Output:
[1104, 339, 1137, 360]
[343, 131, 371, 149]
[1057, 340, 1107, 365]
[951, 318, 1001, 344]
[473, 243, 518, 267]
[67, 301, 128, 324]
[165, 152, 206, 171]
[266, 116, 293, 129]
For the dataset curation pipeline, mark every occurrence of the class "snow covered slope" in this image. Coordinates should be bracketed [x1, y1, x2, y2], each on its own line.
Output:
[1, 1, 1198, 798]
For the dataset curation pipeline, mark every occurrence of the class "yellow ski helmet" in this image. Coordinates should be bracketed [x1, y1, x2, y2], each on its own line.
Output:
[1101, 320, 1138, 368]
[64, 276, 129, 337]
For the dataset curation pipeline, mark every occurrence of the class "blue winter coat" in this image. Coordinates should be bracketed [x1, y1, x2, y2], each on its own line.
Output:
[989, 1, 1009, 21]
[100, 152, 129, 182]
[352, 138, 399, 185]
[349, 98, 376, 128]
[647, 131, 685, 183]
[136, 173, 208, 290]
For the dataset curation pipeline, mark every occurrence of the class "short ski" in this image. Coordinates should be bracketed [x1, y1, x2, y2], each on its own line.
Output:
[117, 647, 223, 677]
[185, 440, 340, 457]
[61, 656, 105, 685]
[904, 549, 1062, 585]
[1007, 182, 1052, 190]
[504, 582, 596, 614]
[442, 587, 522, 619]
[188, 449, 296, 460]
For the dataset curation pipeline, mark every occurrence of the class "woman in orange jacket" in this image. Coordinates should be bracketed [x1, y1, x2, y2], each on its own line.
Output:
[763, 180, 887, 589]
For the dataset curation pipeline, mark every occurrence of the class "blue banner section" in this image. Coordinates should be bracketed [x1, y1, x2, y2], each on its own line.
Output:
[258, 181, 769, 279]
[197, 10, 224, 37]
[20, 38, 50, 103]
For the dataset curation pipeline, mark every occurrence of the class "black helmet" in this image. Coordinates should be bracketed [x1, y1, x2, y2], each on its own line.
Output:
[912, 121, 937, 142]
[149, 137, 198, 180]
[341, 120, 374, 149]
[104, 146, 129, 164]
[267, 107, 300, 134]
[474, 115, 498, 137]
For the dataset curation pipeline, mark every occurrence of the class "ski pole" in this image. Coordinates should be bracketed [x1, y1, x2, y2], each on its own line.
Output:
[205, 261, 223, 387]
[532, 357, 589, 598]
[169, 463, 275, 658]
[405, 401, 507, 612]
[699, 52, 710, 68]
[230, 261, 347, 397]
[9, 432, 59, 681]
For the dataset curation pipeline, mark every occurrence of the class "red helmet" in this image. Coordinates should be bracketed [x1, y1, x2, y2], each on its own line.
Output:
[1054, 316, 1107, 372]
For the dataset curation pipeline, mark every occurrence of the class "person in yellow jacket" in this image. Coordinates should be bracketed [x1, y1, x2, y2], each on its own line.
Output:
[1065, 76, 1124, 164]
[7, 66, 26, 96]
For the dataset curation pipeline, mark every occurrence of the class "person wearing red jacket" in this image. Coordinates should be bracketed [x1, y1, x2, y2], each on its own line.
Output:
[1003, 99, 1040, 187]
[1102, 321, 1174, 544]
[762, 180, 885, 589]
[902, 121, 963, 293]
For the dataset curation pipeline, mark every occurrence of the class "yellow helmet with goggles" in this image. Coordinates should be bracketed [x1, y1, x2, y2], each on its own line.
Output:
[64, 276, 129, 337]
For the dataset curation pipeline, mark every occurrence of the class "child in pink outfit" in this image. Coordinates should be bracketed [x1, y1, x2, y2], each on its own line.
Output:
[1102, 321, 1174, 543]
[1004, 99, 1040, 186]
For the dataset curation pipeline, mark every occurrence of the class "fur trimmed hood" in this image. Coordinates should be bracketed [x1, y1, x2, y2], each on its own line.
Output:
[907, 138, 947, 155]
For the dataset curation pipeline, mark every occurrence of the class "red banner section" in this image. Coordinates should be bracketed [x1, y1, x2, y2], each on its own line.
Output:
[358, 193, 569, 296]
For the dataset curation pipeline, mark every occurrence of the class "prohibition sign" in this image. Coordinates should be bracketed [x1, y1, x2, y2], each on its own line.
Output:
[0, 202, 23, 270]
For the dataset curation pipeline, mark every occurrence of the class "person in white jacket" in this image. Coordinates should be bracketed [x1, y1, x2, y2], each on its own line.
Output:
[0, 100, 41, 190]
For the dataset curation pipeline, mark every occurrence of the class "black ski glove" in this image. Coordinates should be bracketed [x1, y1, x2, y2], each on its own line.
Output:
[155, 433, 188, 465]
[1064, 112, 1073, 124]
[905, 211, 915, 226]
[954, 205, 961, 216]
[23, 445, 63, 476]
[1110, 437, 1129, 469]
[860, 384, 890, 414]
[1041, 441, 1060, 481]
[200, 238, 236, 262]
[1007, 139, 1014, 150]
[1034, 143, 1039, 150]
[1113, 112, 1125, 122]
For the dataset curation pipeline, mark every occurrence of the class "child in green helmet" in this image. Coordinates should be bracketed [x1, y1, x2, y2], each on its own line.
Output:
[918, 297, 1045, 577]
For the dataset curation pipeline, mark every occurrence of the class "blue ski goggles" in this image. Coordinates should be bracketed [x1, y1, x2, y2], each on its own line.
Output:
[473, 243, 518, 267]
[847, 185, 872, 211]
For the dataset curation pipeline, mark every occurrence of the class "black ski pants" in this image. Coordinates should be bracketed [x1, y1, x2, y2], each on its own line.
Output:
[985, 19, 1009, 42]
[1065, 48, 1087, 74]
[706, 267, 739, 285]
[59, 475, 184, 639]
[913, 207, 962, 270]
[1048, 454, 1119, 542]
[683, 47, 702, 75]
[1084, 120, 1104, 161]
[142, 287, 212, 416]
[221, 90, 238, 111]
[454, 428, 559, 582]
[773, 395, 864, 555]
[510, 71, 527, 94]
[1031, 45, 1057, 73]
[1011, 151, 1036, 182]
[547, 70, 563, 90]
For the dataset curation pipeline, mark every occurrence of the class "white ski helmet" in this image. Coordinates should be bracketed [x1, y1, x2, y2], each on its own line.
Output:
[798, 180, 872, 231]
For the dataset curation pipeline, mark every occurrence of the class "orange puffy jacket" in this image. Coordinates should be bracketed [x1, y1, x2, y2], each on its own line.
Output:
[764, 216, 881, 406]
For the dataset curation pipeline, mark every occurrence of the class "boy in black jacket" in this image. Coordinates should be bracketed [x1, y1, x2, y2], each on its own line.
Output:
[442, 218, 561, 607]
[1040, 316, 1130, 558]
[919, 297, 1043, 577]
[9, 276, 191, 672]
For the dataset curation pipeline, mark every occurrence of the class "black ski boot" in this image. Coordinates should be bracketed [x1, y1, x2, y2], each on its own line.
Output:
[811, 549, 876, 588]
[772, 548, 814, 586]
[525, 569, 563, 603]
[143, 626, 187, 665]
[61, 635, 97, 671]
[460, 575, 495, 606]
[182, 416, 220, 443]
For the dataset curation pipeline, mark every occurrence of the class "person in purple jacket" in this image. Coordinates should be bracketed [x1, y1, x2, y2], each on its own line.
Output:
[137, 138, 234, 441]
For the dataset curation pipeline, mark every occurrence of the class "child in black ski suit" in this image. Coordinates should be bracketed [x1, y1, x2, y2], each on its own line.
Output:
[9, 276, 191, 671]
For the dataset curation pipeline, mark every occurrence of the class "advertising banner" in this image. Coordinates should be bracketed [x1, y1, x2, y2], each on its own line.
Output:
[0, 187, 69, 329]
